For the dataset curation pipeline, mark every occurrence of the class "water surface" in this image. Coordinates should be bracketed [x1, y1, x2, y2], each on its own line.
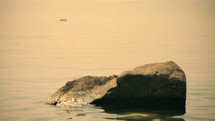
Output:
[0, 0, 215, 121]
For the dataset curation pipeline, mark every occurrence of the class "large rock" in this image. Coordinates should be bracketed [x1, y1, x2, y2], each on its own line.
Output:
[48, 61, 186, 109]
[48, 75, 118, 107]
[92, 61, 186, 109]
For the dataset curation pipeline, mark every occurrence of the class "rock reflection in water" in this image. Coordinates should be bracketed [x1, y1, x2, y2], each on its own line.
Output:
[100, 105, 185, 121]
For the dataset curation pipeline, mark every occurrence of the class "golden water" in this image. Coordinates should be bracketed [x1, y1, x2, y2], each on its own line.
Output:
[0, 0, 215, 121]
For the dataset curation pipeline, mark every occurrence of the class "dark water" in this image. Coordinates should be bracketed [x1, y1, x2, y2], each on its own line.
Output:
[0, 0, 215, 121]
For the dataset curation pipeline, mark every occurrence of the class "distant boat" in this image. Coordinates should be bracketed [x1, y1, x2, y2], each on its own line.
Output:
[60, 19, 67, 21]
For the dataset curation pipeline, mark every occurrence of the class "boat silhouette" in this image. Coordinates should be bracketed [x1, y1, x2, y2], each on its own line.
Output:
[60, 19, 67, 21]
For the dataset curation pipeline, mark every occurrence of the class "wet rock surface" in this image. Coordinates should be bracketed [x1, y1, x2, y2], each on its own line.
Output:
[48, 75, 118, 107]
[48, 61, 186, 110]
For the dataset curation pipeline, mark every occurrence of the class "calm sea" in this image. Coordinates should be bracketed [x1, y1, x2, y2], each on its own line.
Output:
[0, 0, 215, 121]
[0, 35, 214, 121]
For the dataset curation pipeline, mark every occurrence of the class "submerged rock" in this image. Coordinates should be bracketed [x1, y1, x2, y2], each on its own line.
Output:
[48, 61, 186, 110]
